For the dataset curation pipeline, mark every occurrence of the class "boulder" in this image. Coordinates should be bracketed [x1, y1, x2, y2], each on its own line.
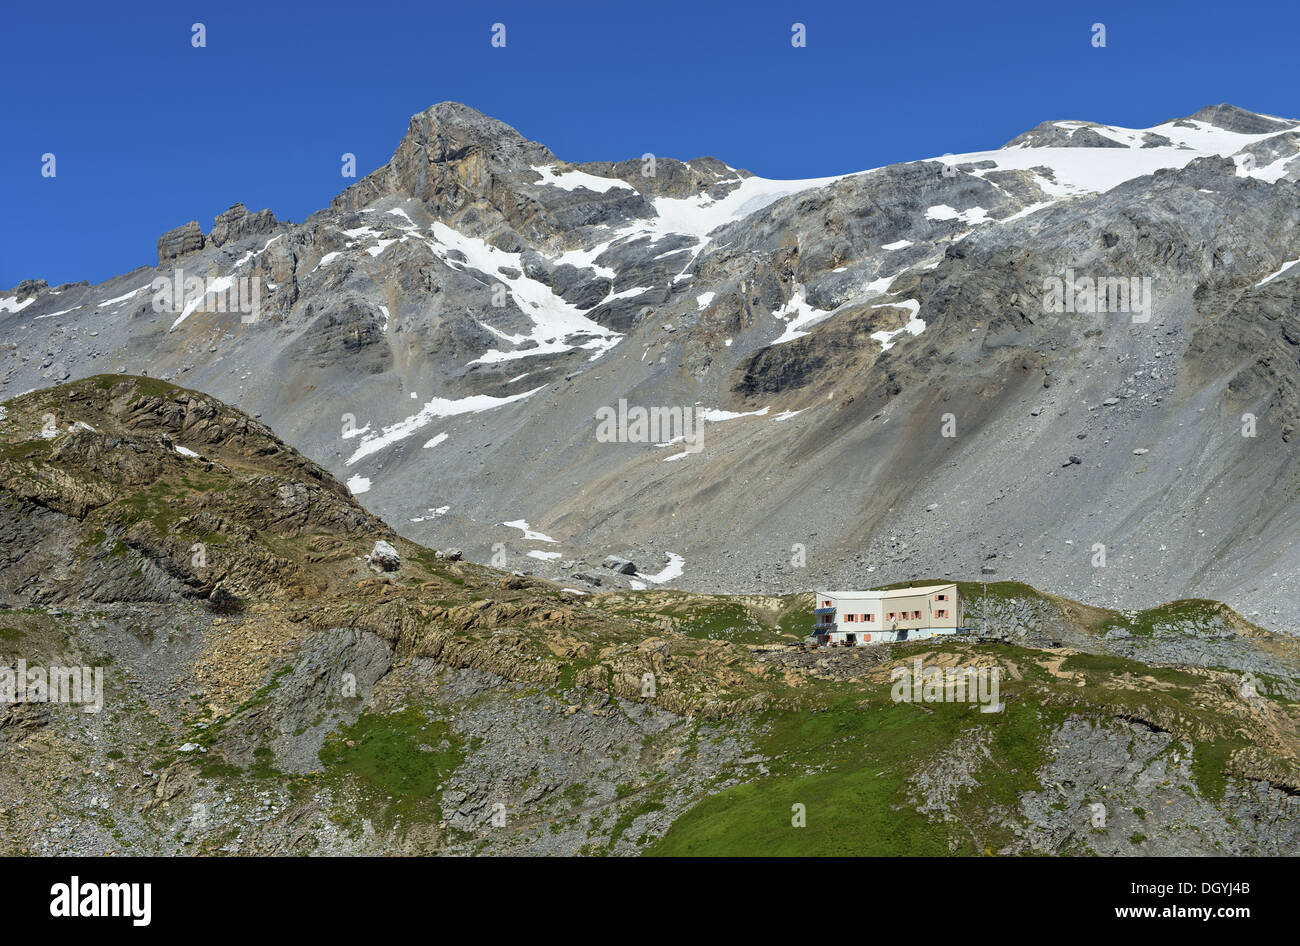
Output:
[602, 555, 637, 575]
[366, 540, 401, 572]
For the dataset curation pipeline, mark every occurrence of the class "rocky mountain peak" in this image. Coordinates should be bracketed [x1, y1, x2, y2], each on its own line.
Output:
[330, 101, 557, 222]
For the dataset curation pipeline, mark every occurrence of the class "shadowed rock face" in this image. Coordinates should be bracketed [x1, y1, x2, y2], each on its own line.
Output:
[6, 102, 1300, 636]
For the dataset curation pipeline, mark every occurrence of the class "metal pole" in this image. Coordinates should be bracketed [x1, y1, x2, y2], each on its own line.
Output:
[983, 582, 987, 638]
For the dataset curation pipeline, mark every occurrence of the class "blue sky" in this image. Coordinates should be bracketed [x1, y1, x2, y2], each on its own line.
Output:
[4, 0, 1297, 287]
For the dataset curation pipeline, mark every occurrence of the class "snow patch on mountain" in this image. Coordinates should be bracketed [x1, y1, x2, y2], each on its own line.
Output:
[97, 286, 149, 309]
[870, 300, 925, 351]
[169, 276, 236, 331]
[423, 223, 622, 365]
[950, 116, 1300, 200]
[502, 520, 558, 543]
[531, 165, 634, 194]
[926, 205, 989, 225]
[345, 386, 546, 465]
[1257, 258, 1300, 287]
[0, 296, 37, 314]
[646, 173, 848, 242]
[636, 553, 685, 584]
[771, 286, 835, 344]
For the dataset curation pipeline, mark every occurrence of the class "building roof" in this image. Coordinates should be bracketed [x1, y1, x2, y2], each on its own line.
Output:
[816, 583, 958, 600]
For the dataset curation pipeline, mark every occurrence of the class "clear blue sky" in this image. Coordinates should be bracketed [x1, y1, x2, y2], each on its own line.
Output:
[4, 0, 1296, 288]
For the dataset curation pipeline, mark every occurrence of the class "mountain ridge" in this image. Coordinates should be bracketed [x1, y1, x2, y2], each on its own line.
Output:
[4, 101, 1300, 639]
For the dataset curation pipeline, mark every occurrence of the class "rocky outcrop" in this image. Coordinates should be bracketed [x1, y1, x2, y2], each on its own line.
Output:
[4, 279, 48, 301]
[1188, 103, 1296, 135]
[603, 555, 637, 575]
[577, 154, 750, 199]
[1013, 716, 1300, 855]
[1004, 121, 1128, 149]
[208, 202, 279, 247]
[156, 220, 205, 263]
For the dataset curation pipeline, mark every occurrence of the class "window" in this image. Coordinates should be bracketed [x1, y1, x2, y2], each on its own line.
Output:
[820, 600, 832, 609]
[845, 614, 856, 623]
[886, 612, 895, 621]
[866, 614, 875, 622]
[936, 609, 947, 618]
[935, 594, 948, 601]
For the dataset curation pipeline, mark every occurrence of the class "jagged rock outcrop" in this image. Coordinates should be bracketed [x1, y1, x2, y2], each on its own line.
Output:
[208, 202, 279, 247]
[5, 279, 48, 301]
[156, 220, 205, 263]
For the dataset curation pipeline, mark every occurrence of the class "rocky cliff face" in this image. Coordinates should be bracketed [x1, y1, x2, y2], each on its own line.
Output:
[5, 101, 1300, 637]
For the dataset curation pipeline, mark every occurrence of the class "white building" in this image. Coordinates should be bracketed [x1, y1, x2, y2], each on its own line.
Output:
[813, 584, 964, 645]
